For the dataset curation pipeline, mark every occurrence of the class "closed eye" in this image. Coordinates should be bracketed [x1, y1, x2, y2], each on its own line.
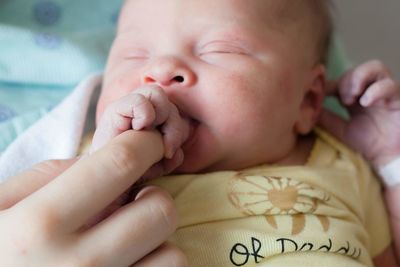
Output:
[123, 49, 149, 61]
[199, 42, 249, 56]
[124, 55, 148, 60]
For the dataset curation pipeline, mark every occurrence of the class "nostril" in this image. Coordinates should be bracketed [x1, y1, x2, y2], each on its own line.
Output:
[144, 77, 156, 84]
[173, 75, 184, 83]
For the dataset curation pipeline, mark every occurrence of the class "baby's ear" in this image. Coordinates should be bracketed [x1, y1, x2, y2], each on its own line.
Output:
[294, 64, 326, 135]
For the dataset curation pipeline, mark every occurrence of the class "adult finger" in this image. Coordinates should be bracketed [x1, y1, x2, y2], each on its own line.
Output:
[133, 243, 188, 267]
[80, 186, 177, 267]
[17, 130, 164, 233]
[0, 158, 77, 210]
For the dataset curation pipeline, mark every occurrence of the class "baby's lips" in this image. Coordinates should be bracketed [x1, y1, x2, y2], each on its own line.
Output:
[181, 115, 196, 143]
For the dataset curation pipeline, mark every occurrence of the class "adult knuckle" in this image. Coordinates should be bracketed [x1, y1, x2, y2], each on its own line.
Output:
[149, 189, 177, 232]
[108, 143, 139, 174]
[28, 206, 61, 237]
[32, 159, 65, 175]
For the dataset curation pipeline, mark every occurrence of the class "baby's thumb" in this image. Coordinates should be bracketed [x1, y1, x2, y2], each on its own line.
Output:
[0, 158, 77, 210]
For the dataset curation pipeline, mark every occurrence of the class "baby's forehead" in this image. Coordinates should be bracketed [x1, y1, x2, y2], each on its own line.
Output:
[117, 0, 323, 53]
[118, 0, 302, 29]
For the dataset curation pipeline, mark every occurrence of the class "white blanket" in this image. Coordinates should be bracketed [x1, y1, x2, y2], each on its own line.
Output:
[0, 74, 101, 182]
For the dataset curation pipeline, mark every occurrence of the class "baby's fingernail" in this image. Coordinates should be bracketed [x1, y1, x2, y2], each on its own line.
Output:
[360, 95, 370, 106]
[132, 119, 142, 130]
[165, 145, 176, 159]
[165, 150, 173, 159]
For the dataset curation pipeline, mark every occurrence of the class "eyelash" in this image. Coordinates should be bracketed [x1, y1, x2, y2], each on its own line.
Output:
[121, 43, 248, 61]
[199, 44, 248, 56]
[124, 55, 148, 60]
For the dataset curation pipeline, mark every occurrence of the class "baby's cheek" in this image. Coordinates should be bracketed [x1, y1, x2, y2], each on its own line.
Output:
[95, 96, 108, 124]
[96, 76, 142, 123]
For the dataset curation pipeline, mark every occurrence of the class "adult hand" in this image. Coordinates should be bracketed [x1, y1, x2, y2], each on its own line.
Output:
[0, 130, 187, 267]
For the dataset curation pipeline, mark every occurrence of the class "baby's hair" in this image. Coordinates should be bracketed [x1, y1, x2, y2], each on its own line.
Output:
[308, 0, 333, 65]
[274, 0, 333, 65]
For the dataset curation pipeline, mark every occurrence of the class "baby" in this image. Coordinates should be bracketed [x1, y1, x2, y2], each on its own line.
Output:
[87, 0, 399, 266]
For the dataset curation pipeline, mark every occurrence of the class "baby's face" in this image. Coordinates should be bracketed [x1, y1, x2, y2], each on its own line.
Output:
[98, 0, 324, 173]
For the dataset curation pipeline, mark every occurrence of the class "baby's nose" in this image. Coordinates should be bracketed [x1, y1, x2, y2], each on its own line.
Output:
[142, 57, 196, 88]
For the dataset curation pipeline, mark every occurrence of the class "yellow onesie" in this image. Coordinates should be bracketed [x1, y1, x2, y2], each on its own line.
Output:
[145, 129, 391, 267]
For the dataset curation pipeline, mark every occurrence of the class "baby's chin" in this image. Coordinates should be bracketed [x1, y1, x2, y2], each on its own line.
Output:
[171, 151, 223, 174]
[172, 153, 236, 174]
[172, 157, 207, 174]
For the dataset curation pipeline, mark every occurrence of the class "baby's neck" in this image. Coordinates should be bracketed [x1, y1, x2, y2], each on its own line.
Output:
[274, 133, 316, 166]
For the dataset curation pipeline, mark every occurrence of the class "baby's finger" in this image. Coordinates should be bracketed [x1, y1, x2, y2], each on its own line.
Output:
[17, 130, 163, 233]
[132, 243, 188, 267]
[163, 148, 184, 174]
[91, 94, 155, 153]
[130, 94, 156, 130]
[339, 60, 391, 105]
[134, 86, 171, 126]
[360, 78, 400, 108]
[161, 104, 188, 159]
[139, 149, 184, 182]
[80, 186, 177, 267]
[140, 162, 165, 183]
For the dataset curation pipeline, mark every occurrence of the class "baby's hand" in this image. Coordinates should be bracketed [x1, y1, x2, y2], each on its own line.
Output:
[91, 85, 190, 178]
[320, 60, 400, 168]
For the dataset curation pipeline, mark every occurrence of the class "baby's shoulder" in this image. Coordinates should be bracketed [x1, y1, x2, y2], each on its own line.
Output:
[309, 127, 371, 173]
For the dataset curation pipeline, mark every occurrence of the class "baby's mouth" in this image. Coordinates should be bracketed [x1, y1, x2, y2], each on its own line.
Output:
[182, 117, 199, 151]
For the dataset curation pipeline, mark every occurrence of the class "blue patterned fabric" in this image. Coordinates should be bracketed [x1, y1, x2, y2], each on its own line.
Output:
[0, 0, 350, 153]
[0, 0, 123, 151]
